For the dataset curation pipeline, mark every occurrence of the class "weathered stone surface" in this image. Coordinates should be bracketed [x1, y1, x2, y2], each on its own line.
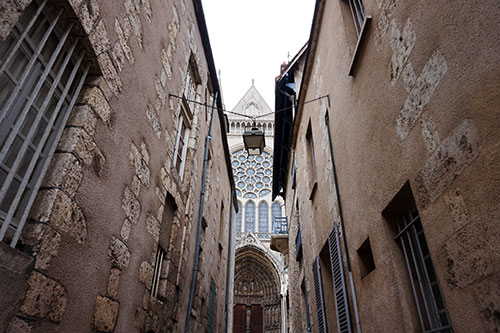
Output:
[134, 307, 147, 329]
[129, 143, 151, 186]
[145, 214, 160, 240]
[120, 218, 132, 242]
[131, 175, 141, 197]
[108, 236, 130, 269]
[97, 52, 123, 95]
[6, 316, 32, 333]
[146, 103, 162, 139]
[111, 41, 126, 72]
[420, 113, 440, 153]
[107, 268, 121, 299]
[67, 104, 98, 137]
[76, 0, 101, 35]
[29, 189, 87, 244]
[0, 0, 28, 41]
[41, 152, 83, 197]
[415, 119, 481, 205]
[88, 18, 111, 55]
[389, 18, 415, 85]
[21, 223, 61, 270]
[443, 219, 499, 289]
[58, 127, 105, 176]
[79, 86, 111, 125]
[139, 261, 153, 289]
[122, 186, 140, 224]
[93, 296, 119, 332]
[396, 50, 447, 140]
[443, 187, 470, 229]
[20, 272, 67, 322]
[114, 18, 134, 65]
[124, 0, 143, 48]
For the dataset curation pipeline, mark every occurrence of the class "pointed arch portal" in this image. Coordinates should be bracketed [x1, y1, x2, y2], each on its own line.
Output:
[233, 245, 281, 333]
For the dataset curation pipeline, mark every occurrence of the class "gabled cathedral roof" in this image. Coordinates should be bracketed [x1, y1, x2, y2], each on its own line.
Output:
[229, 84, 273, 121]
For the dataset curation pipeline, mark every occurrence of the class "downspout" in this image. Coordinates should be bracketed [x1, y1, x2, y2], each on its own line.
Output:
[325, 112, 362, 333]
[185, 91, 218, 332]
[223, 189, 235, 333]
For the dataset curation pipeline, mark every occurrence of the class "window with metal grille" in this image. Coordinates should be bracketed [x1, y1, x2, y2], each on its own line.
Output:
[258, 201, 268, 234]
[342, 0, 366, 37]
[312, 256, 327, 333]
[151, 246, 166, 298]
[0, 0, 91, 247]
[173, 110, 190, 179]
[395, 206, 452, 332]
[328, 223, 352, 333]
[244, 200, 255, 232]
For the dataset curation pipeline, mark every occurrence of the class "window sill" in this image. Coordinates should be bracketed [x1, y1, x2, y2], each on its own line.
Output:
[348, 15, 372, 76]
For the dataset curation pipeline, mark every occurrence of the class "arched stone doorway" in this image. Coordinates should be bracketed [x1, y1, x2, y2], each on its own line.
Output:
[233, 243, 281, 333]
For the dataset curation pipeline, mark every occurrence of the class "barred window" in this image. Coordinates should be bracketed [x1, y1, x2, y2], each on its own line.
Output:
[342, 0, 366, 37]
[0, 0, 91, 247]
[395, 206, 452, 332]
[151, 246, 166, 299]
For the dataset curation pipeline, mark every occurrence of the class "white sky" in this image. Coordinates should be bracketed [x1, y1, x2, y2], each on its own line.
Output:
[202, 0, 316, 110]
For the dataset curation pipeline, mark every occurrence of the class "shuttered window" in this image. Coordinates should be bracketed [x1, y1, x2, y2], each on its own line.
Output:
[0, 0, 91, 247]
[328, 223, 352, 332]
[312, 256, 327, 333]
[207, 279, 216, 333]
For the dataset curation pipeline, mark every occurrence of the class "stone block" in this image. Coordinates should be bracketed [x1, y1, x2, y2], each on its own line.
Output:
[145, 214, 160, 241]
[0, 1, 24, 41]
[97, 52, 123, 95]
[139, 261, 153, 289]
[114, 18, 134, 65]
[131, 175, 141, 197]
[67, 104, 98, 137]
[6, 316, 32, 333]
[76, 0, 100, 35]
[146, 103, 162, 139]
[20, 272, 67, 322]
[42, 152, 83, 197]
[21, 222, 61, 270]
[122, 186, 140, 224]
[88, 17, 110, 55]
[134, 306, 147, 329]
[107, 268, 121, 299]
[108, 236, 130, 269]
[58, 127, 105, 176]
[443, 219, 499, 289]
[29, 189, 87, 244]
[78, 86, 111, 125]
[111, 41, 126, 72]
[93, 296, 118, 332]
[124, 0, 143, 48]
[415, 119, 481, 206]
[120, 218, 132, 242]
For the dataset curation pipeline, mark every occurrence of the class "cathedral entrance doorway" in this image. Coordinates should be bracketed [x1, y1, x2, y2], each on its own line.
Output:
[233, 240, 282, 333]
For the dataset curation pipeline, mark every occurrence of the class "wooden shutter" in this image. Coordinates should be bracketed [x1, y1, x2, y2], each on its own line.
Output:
[312, 257, 327, 333]
[207, 279, 216, 333]
[328, 223, 352, 333]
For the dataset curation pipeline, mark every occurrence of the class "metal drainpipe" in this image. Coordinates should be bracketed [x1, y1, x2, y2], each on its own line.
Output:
[223, 189, 234, 333]
[185, 92, 218, 332]
[325, 112, 362, 333]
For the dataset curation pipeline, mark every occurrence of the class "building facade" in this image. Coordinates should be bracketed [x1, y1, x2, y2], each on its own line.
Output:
[0, 0, 236, 332]
[227, 85, 288, 332]
[273, 0, 500, 332]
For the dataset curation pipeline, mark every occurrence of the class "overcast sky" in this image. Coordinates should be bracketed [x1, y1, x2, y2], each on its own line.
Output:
[202, 0, 316, 110]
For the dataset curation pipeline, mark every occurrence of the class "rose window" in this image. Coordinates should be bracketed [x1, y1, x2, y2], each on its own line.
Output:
[231, 149, 273, 198]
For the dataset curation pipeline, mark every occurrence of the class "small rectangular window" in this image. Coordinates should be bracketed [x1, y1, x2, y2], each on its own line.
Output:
[306, 121, 318, 199]
[357, 237, 375, 278]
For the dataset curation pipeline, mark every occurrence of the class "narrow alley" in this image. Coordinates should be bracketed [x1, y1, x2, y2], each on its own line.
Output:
[0, 0, 499, 332]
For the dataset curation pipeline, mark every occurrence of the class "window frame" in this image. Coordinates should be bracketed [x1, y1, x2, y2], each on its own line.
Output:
[172, 108, 191, 180]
